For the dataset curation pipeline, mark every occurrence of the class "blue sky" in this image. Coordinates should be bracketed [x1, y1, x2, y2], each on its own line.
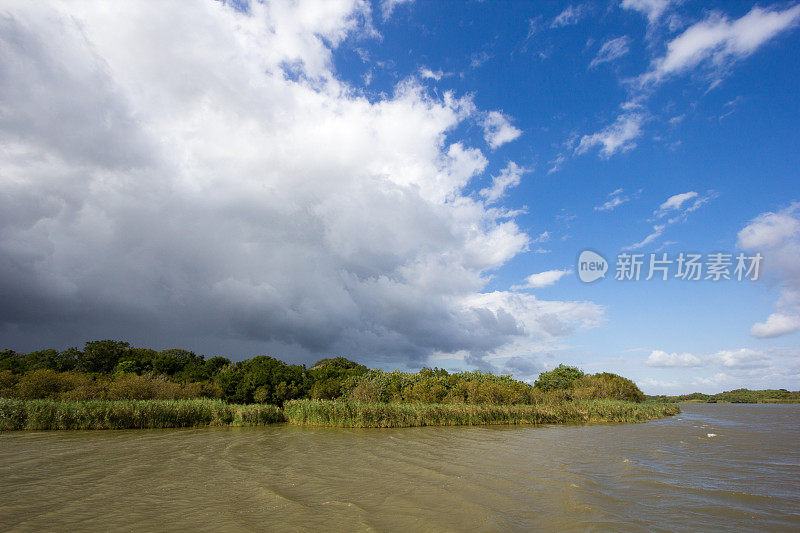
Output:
[1, 0, 799, 393]
[335, 0, 800, 392]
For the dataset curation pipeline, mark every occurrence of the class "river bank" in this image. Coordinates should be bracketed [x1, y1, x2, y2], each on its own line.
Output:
[0, 398, 679, 430]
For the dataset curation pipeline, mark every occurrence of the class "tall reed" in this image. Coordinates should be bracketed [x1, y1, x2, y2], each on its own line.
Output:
[283, 399, 680, 428]
[0, 398, 284, 431]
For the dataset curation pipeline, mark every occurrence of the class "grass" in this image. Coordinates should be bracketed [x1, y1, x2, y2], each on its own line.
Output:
[283, 399, 681, 428]
[0, 398, 285, 430]
[1, 398, 681, 431]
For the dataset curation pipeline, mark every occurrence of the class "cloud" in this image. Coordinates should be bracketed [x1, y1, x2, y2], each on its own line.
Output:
[0, 0, 605, 366]
[590, 36, 631, 68]
[481, 111, 522, 150]
[562, 4, 798, 167]
[503, 355, 546, 380]
[638, 377, 682, 390]
[551, 4, 588, 28]
[645, 350, 703, 367]
[626, 190, 715, 249]
[470, 51, 492, 69]
[532, 231, 550, 243]
[576, 113, 644, 158]
[738, 206, 800, 249]
[626, 224, 666, 250]
[380, 0, 413, 20]
[655, 191, 697, 215]
[419, 67, 443, 81]
[638, 5, 800, 87]
[750, 313, 800, 338]
[512, 269, 572, 290]
[595, 188, 630, 211]
[479, 162, 525, 204]
[714, 348, 771, 369]
[620, 0, 675, 24]
[739, 204, 800, 338]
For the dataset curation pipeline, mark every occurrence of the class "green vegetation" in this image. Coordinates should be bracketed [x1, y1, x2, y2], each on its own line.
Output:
[649, 388, 800, 404]
[1, 340, 682, 430]
[0, 398, 284, 431]
[0, 342, 649, 405]
[534, 364, 585, 391]
[284, 399, 680, 428]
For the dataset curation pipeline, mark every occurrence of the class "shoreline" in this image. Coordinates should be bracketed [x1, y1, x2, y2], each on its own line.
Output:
[1, 398, 680, 431]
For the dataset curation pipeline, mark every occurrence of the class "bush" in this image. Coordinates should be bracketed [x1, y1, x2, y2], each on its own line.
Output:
[533, 364, 585, 391]
[571, 373, 645, 403]
[0, 370, 18, 397]
[16, 369, 74, 399]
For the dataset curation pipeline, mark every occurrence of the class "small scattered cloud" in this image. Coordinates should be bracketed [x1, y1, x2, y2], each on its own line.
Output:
[576, 112, 645, 158]
[480, 162, 526, 204]
[626, 224, 666, 250]
[532, 231, 551, 244]
[637, 5, 800, 88]
[595, 188, 630, 211]
[470, 50, 492, 69]
[589, 36, 631, 68]
[668, 114, 685, 125]
[626, 190, 715, 249]
[481, 111, 522, 150]
[620, 0, 676, 25]
[380, 0, 414, 20]
[551, 4, 588, 28]
[512, 269, 572, 290]
[548, 153, 567, 174]
[646, 349, 703, 367]
[419, 67, 443, 81]
[655, 191, 697, 215]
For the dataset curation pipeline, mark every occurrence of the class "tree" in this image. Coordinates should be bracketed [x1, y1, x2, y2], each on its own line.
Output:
[77, 340, 130, 373]
[533, 364, 585, 391]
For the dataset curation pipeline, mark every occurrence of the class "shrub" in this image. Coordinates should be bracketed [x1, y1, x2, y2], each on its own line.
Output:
[0, 370, 18, 397]
[533, 364, 585, 391]
[571, 373, 645, 403]
[16, 369, 73, 399]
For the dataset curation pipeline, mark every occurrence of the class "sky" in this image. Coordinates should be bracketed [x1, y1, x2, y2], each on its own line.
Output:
[1, 0, 799, 394]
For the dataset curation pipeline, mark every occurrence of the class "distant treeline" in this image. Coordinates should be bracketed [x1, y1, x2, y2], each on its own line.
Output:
[1, 341, 645, 405]
[648, 389, 800, 404]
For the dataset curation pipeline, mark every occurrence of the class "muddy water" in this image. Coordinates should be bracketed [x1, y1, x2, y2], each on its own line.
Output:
[1, 403, 798, 531]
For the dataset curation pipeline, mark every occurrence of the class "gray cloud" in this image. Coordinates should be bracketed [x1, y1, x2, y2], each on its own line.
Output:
[0, 1, 602, 367]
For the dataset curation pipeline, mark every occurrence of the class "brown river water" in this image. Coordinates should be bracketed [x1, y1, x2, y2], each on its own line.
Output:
[1, 403, 798, 532]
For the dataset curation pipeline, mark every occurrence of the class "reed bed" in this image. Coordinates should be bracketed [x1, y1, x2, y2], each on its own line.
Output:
[0, 398, 285, 431]
[283, 399, 681, 428]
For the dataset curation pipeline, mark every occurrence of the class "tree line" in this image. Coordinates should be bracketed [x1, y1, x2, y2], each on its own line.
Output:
[0, 341, 645, 404]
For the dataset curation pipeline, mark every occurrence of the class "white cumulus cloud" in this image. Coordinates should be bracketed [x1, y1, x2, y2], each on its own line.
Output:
[481, 111, 522, 150]
[739, 204, 800, 339]
[645, 350, 703, 367]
